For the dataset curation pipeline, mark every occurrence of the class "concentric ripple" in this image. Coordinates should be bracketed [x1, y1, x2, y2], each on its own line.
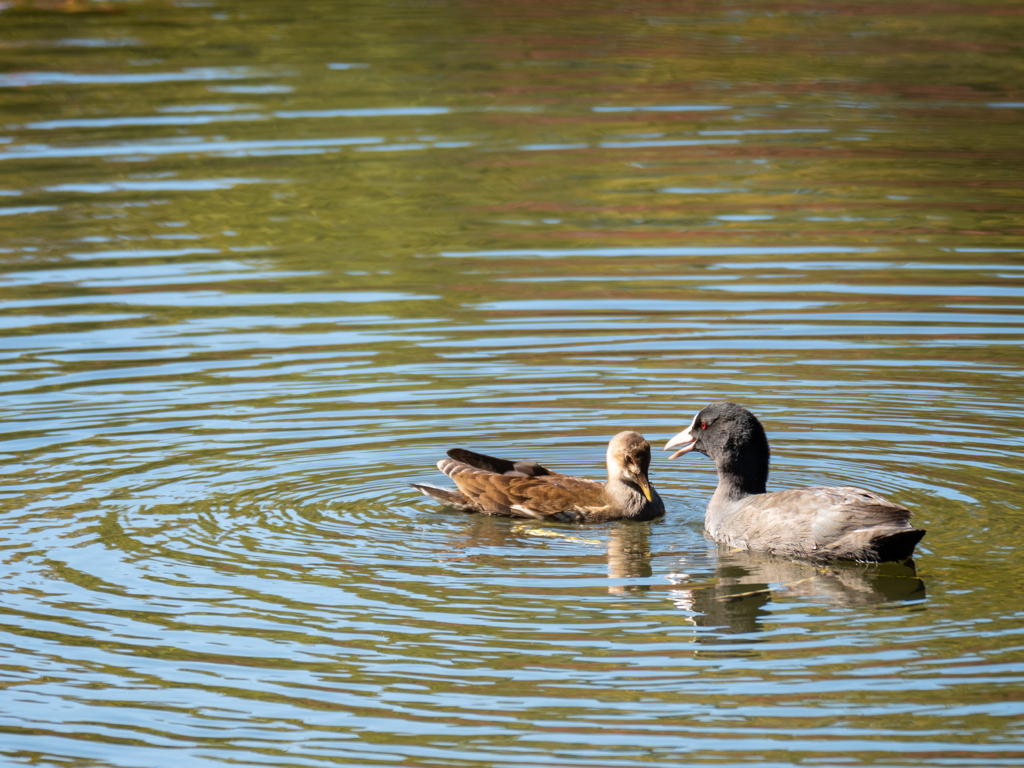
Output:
[1, 0, 1024, 766]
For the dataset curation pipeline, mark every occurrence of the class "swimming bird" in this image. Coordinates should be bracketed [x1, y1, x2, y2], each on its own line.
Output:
[664, 402, 925, 562]
[411, 431, 665, 523]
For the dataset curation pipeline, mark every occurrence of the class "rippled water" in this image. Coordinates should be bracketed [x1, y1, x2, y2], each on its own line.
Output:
[2, 1, 1023, 765]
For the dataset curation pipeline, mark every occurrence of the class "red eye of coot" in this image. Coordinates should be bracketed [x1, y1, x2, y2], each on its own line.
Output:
[701, 421, 707, 430]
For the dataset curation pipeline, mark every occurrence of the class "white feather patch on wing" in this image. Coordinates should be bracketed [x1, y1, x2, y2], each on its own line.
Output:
[511, 504, 545, 519]
[415, 483, 447, 496]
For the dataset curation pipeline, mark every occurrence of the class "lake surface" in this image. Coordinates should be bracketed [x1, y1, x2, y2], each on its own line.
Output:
[1, 1, 1023, 765]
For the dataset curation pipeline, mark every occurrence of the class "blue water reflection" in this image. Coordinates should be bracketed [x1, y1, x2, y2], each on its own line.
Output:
[0, 0, 1022, 766]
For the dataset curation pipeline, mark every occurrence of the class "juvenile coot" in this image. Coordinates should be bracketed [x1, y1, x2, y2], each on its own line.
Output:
[412, 431, 665, 523]
[665, 403, 925, 562]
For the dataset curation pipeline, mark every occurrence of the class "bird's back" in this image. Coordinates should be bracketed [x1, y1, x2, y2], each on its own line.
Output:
[438, 453, 606, 521]
[709, 486, 925, 562]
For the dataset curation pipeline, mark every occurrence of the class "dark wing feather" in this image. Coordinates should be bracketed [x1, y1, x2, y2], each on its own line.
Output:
[446, 448, 559, 478]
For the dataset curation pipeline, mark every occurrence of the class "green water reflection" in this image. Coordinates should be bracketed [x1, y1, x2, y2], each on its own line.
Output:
[0, 0, 1022, 766]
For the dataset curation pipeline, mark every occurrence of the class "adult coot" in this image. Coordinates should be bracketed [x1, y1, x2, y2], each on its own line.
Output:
[665, 402, 925, 561]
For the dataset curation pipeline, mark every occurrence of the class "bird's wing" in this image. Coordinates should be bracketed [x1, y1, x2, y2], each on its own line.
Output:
[446, 448, 561, 478]
[724, 486, 915, 553]
[804, 486, 913, 544]
[439, 458, 604, 520]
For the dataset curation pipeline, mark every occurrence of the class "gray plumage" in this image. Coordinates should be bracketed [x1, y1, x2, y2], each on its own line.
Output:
[665, 402, 925, 562]
[411, 431, 665, 523]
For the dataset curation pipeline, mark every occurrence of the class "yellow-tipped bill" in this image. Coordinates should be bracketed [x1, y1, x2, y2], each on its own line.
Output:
[636, 473, 653, 502]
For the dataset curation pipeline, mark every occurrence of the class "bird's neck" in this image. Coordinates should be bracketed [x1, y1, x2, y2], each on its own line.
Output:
[605, 477, 649, 516]
[712, 451, 769, 502]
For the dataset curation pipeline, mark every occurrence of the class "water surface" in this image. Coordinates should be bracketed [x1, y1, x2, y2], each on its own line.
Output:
[1, 1, 1023, 766]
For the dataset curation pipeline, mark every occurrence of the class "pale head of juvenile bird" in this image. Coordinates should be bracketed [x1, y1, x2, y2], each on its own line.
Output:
[606, 431, 654, 502]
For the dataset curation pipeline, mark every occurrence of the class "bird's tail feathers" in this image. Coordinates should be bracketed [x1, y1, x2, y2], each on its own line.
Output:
[409, 482, 478, 512]
[872, 527, 926, 562]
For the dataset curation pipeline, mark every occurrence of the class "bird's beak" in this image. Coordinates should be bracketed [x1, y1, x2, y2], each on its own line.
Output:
[636, 472, 653, 502]
[664, 425, 697, 460]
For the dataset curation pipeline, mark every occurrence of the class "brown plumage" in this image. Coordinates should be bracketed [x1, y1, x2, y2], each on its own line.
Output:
[411, 432, 665, 523]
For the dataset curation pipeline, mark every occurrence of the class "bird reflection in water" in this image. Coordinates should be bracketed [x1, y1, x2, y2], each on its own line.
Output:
[667, 549, 926, 637]
[600, 523, 925, 616]
[433, 513, 924, 634]
[606, 523, 654, 594]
